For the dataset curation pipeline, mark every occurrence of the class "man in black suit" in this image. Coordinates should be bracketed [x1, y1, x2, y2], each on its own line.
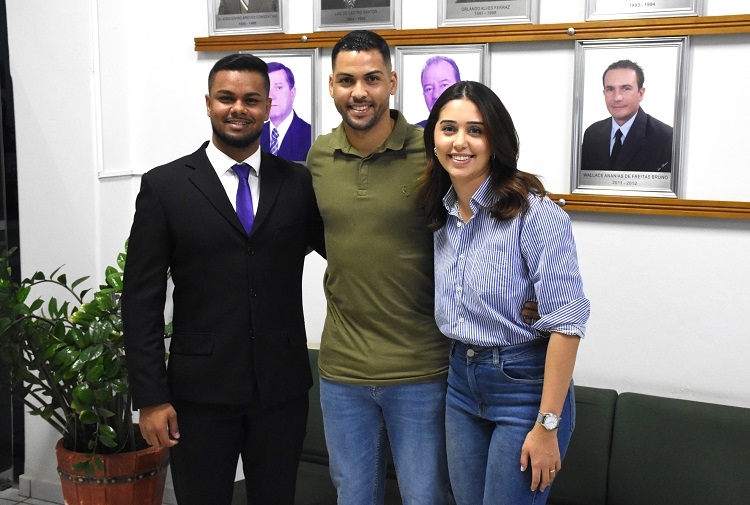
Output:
[260, 62, 312, 162]
[581, 59, 673, 172]
[122, 54, 324, 505]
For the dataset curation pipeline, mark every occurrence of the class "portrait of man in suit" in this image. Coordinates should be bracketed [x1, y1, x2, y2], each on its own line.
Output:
[416, 55, 461, 128]
[218, 0, 279, 14]
[581, 59, 673, 172]
[260, 62, 312, 162]
[122, 53, 324, 505]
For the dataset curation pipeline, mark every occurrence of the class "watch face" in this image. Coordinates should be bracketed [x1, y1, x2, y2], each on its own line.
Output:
[542, 414, 559, 430]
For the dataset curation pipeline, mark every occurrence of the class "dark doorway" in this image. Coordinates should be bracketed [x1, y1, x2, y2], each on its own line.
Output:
[0, 0, 23, 487]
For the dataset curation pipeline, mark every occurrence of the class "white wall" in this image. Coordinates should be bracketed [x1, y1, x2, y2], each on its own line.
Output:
[6, 0, 750, 502]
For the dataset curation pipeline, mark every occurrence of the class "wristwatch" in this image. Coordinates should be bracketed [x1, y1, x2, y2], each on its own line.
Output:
[536, 412, 561, 430]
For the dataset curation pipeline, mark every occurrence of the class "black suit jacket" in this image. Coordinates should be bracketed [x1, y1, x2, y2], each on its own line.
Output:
[261, 112, 312, 162]
[123, 143, 324, 410]
[581, 107, 673, 172]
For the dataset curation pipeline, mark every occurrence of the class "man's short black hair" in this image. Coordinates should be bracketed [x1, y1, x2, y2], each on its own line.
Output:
[208, 53, 270, 95]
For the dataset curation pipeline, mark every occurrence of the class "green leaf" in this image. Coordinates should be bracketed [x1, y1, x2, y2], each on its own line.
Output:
[94, 292, 114, 311]
[99, 424, 116, 439]
[29, 298, 44, 312]
[56, 274, 67, 285]
[53, 346, 80, 368]
[79, 410, 97, 424]
[40, 342, 64, 362]
[72, 460, 94, 476]
[68, 328, 88, 349]
[70, 344, 104, 372]
[80, 302, 103, 318]
[41, 407, 55, 420]
[105, 270, 123, 290]
[48, 297, 58, 317]
[99, 434, 118, 448]
[71, 276, 90, 290]
[93, 457, 105, 472]
[86, 363, 105, 383]
[97, 408, 115, 418]
[31, 271, 45, 281]
[73, 383, 95, 405]
[17, 286, 30, 303]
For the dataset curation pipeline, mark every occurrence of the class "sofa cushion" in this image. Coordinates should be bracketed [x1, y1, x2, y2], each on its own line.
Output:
[607, 392, 750, 505]
[548, 385, 618, 505]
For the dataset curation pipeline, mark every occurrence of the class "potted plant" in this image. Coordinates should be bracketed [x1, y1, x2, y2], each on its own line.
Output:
[0, 245, 169, 505]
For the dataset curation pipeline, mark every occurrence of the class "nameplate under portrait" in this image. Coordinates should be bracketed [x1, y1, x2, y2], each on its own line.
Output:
[439, 0, 538, 27]
[585, 0, 703, 21]
[314, 0, 400, 31]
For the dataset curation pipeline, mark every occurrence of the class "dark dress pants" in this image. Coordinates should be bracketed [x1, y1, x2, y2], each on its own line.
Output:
[169, 394, 309, 505]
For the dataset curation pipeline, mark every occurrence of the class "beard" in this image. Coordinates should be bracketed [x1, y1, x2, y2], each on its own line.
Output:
[210, 118, 263, 149]
[337, 101, 388, 132]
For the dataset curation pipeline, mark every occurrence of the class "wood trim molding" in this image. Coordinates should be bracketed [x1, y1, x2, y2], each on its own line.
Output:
[195, 14, 750, 52]
[549, 194, 750, 220]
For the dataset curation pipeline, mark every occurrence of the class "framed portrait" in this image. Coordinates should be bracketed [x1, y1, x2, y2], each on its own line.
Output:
[240, 49, 321, 164]
[314, 0, 400, 31]
[438, 0, 539, 27]
[395, 44, 489, 128]
[571, 37, 689, 197]
[208, 0, 287, 35]
[585, 0, 703, 21]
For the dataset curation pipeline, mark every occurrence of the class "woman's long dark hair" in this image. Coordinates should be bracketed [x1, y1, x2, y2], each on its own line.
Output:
[417, 81, 545, 231]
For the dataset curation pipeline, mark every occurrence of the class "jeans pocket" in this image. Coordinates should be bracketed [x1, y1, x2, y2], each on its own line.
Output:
[500, 349, 546, 383]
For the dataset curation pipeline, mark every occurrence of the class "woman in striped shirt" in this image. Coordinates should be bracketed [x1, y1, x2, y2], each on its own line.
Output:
[418, 81, 590, 505]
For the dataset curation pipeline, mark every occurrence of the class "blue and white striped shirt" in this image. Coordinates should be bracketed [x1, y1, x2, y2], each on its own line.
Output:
[434, 177, 590, 346]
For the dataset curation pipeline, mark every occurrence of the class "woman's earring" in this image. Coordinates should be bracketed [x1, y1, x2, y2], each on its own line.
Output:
[434, 147, 438, 156]
[491, 153, 496, 160]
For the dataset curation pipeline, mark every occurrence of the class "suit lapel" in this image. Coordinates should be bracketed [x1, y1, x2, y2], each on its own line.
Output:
[186, 145, 248, 236]
[615, 108, 647, 171]
[254, 151, 285, 233]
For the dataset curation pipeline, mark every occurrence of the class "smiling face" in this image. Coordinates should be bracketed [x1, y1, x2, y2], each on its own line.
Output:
[268, 69, 295, 125]
[205, 69, 271, 160]
[422, 59, 459, 112]
[329, 49, 396, 133]
[434, 97, 491, 192]
[603, 67, 645, 126]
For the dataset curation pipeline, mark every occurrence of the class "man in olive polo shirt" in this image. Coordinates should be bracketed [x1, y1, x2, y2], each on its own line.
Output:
[306, 30, 452, 504]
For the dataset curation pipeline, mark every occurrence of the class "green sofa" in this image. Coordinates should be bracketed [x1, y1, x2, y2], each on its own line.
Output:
[234, 349, 750, 505]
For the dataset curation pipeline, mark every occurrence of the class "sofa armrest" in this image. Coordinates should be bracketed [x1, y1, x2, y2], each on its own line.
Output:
[548, 385, 618, 505]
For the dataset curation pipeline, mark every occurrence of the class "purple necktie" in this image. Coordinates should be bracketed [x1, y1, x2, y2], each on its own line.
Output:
[232, 163, 254, 234]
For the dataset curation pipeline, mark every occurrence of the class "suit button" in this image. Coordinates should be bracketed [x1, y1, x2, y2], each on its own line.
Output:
[247, 247, 254, 254]
[249, 289, 257, 297]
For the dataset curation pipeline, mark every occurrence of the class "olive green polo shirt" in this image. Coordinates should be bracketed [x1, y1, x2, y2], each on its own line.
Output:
[307, 110, 449, 384]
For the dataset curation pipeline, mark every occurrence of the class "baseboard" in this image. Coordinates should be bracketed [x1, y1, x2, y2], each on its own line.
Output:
[19, 474, 64, 504]
[19, 473, 177, 505]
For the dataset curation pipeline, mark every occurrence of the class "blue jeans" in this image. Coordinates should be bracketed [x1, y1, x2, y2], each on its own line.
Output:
[446, 339, 575, 505]
[320, 377, 451, 505]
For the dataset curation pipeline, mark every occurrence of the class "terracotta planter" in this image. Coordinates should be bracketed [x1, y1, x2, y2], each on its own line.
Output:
[55, 438, 169, 505]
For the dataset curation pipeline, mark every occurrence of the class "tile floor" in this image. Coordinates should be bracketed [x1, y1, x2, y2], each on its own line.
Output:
[0, 485, 172, 505]
[0, 485, 57, 505]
